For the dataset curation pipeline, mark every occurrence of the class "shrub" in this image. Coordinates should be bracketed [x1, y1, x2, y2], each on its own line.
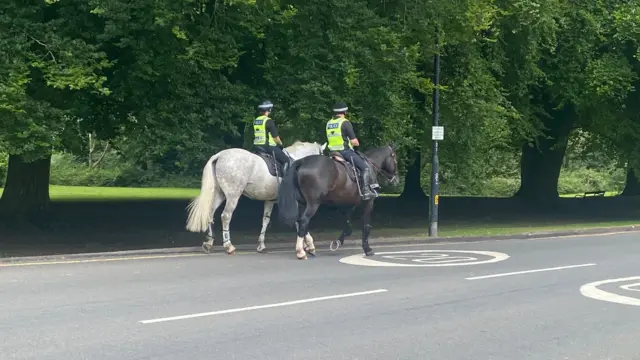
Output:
[557, 167, 625, 194]
[49, 152, 201, 188]
[0, 152, 7, 187]
[481, 177, 520, 197]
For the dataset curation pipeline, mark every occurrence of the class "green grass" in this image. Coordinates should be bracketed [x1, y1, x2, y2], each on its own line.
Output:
[332, 219, 638, 240]
[0, 185, 400, 201]
[560, 191, 619, 198]
[437, 219, 636, 237]
[0, 185, 621, 201]
[0, 185, 200, 201]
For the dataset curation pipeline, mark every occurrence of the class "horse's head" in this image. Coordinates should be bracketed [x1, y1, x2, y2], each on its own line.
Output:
[364, 144, 400, 186]
[285, 140, 327, 160]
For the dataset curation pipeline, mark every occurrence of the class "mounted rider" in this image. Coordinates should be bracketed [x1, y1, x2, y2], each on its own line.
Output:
[252, 100, 291, 173]
[325, 101, 380, 200]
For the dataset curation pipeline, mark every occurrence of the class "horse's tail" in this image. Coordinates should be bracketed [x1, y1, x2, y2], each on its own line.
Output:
[185, 153, 222, 232]
[277, 160, 302, 227]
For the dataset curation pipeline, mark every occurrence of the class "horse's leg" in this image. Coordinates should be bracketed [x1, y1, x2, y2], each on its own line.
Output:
[361, 199, 375, 256]
[339, 206, 355, 244]
[220, 193, 241, 255]
[299, 204, 316, 256]
[296, 203, 320, 260]
[303, 232, 315, 256]
[256, 200, 275, 253]
[202, 187, 226, 253]
[330, 206, 354, 251]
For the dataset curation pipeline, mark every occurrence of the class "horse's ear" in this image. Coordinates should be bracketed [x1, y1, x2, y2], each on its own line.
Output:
[390, 142, 397, 151]
[321, 142, 327, 152]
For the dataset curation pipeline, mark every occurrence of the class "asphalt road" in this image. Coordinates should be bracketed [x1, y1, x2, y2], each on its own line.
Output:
[2, 232, 640, 360]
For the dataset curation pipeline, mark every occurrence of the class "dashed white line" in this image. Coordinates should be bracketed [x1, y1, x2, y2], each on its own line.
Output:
[140, 289, 389, 324]
[466, 263, 597, 280]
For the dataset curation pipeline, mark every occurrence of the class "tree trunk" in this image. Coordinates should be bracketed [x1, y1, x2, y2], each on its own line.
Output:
[622, 167, 640, 196]
[0, 154, 52, 219]
[399, 149, 428, 201]
[514, 108, 574, 207]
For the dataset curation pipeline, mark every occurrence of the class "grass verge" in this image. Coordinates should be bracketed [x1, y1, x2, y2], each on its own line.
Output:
[432, 219, 637, 238]
[0, 185, 200, 201]
[0, 185, 618, 201]
[0, 185, 400, 201]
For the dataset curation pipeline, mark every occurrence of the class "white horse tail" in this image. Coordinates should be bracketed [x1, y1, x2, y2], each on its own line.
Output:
[185, 153, 221, 232]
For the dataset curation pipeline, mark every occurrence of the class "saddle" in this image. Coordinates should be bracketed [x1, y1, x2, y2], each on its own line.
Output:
[329, 152, 358, 182]
[254, 149, 285, 177]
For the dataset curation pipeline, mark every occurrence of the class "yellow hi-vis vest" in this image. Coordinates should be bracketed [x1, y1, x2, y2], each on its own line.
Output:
[326, 117, 352, 151]
[253, 115, 276, 146]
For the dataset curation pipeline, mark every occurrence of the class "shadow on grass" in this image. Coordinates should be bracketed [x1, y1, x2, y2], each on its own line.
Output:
[0, 195, 639, 257]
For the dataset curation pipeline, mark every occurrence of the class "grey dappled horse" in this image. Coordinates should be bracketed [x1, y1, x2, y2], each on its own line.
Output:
[185, 141, 327, 254]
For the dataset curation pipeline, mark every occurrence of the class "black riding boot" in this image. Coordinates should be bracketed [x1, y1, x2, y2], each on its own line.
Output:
[360, 168, 377, 200]
[280, 158, 293, 175]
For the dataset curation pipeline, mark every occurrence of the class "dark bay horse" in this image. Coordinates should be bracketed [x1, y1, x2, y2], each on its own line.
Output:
[276, 145, 400, 259]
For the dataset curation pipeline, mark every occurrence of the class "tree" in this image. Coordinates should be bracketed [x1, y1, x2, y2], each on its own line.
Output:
[0, 0, 111, 217]
[499, 0, 639, 204]
[378, 0, 528, 198]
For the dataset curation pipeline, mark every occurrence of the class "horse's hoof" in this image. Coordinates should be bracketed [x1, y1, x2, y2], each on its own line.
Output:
[226, 246, 236, 255]
[307, 250, 316, 257]
[297, 255, 308, 260]
[329, 241, 340, 251]
[202, 243, 213, 253]
[257, 244, 266, 253]
[365, 250, 375, 257]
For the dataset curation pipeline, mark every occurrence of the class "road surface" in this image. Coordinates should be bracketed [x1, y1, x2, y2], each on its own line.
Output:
[2, 232, 640, 359]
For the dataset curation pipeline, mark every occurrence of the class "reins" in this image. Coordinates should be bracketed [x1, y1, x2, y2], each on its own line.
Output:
[363, 146, 397, 182]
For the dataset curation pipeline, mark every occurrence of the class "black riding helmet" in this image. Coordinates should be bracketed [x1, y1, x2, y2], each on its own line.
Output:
[332, 101, 348, 115]
[258, 100, 274, 113]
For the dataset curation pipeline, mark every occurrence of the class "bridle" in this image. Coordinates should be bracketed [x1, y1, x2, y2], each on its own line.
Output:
[366, 145, 398, 183]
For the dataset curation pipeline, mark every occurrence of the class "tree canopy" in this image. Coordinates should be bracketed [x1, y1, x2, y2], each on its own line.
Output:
[2, 0, 640, 215]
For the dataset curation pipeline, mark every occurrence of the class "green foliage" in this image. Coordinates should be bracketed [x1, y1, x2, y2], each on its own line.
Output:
[557, 168, 625, 195]
[0, 152, 7, 187]
[48, 152, 201, 188]
[0, 0, 112, 161]
[2, 0, 640, 211]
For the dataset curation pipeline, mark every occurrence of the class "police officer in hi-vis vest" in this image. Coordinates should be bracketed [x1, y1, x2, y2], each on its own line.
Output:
[253, 100, 290, 172]
[325, 101, 379, 200]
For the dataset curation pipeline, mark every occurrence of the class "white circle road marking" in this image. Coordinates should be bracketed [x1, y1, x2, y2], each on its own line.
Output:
[339, 250, 509, 267]
[381, 253, 479, 264]
[620, 283, 640, 292]
[580, 276, 640, 306]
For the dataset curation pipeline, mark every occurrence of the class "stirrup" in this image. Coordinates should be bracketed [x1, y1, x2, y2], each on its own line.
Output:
[360, 180, 374, 199]
[361, 189, 375, 200]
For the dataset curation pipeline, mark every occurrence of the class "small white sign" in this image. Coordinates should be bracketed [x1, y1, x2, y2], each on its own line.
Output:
[432, 126, 444, 140]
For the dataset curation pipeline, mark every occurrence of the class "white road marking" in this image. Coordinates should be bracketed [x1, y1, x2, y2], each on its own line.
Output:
[466, 263, 596, 280]
[339, 250, 509, 267]
[140, 289, 389, 324]
[620, 282, 640, 292]
[581, 276, 640, 306]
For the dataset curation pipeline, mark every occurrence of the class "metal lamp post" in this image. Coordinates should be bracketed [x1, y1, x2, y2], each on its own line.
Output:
[429, 27, 443, 237]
